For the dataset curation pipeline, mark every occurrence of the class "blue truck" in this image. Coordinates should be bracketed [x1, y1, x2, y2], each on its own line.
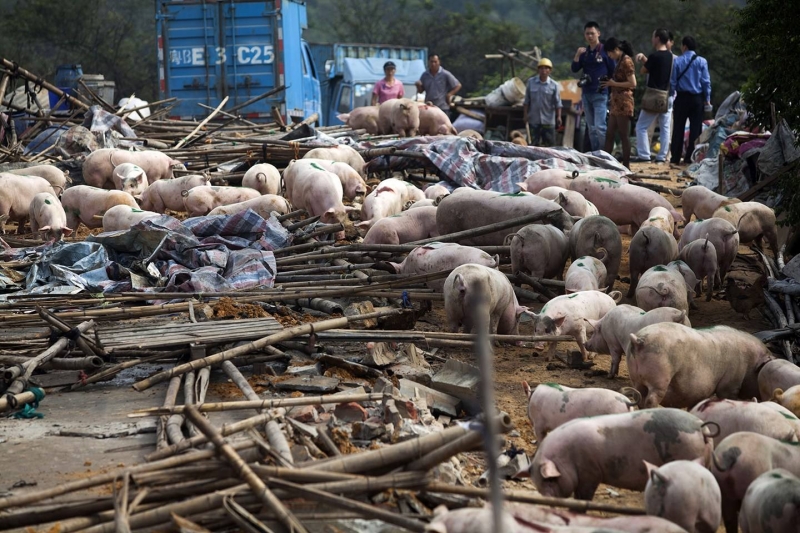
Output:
[156, 1, 427, 126]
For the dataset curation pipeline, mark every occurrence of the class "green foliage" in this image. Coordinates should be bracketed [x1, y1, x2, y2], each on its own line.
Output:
[0, 0, 157, 101]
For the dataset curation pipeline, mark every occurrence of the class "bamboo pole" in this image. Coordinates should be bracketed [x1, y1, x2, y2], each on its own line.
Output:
[0, 58, 90, 110]
[3, 320, 94, 382]
[173, 96, 229, 150]
[183, 404, 309, 533]
[407, 209, 562, 246]
[0, 388, 44, 412]
[131, 308, 408, 391]
[156, 375, 183, 451]
[129, 392, 386, 417]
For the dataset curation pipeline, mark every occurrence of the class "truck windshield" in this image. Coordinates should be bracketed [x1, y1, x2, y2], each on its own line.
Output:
[353, 83, 372, 108]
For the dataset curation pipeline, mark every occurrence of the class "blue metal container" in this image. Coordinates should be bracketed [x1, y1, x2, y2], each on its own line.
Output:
[54, 64, 83, 89]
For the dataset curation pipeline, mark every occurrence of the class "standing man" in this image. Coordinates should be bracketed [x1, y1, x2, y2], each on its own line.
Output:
[571, 21, 616, 152]
[632, 29, 674, 163]
[523, 58, 562, 147]
[415, 54, 462, 120]
[669, 36, 711, 166]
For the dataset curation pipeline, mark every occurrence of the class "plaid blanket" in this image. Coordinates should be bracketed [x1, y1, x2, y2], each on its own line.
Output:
[362, 136, 628, 192]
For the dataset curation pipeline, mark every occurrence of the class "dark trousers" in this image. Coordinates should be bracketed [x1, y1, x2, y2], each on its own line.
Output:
[670, 91, 704, 164]
[531, 124, 555, 147]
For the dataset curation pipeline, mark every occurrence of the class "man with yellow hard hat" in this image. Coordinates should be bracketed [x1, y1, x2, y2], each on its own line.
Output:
[523, 58, 563, 147]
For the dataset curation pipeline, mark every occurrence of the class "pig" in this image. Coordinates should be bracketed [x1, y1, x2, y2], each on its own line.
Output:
[569, 175, 684, 233]
[424, 507, 531, 533]
[639, 206, 677, 237]
[711, 432, 800, 533]
[564, 256, 607, 293]
[679, 236, 718, 301]
[503, 502, 690, 533]
[680, 217, 739, 285]
[101, 205, 161, 232]
[773, 385, 800, 417]
[713, 202, 779, 258]
[635, 264, 692, 314]
[181, 186, 261, 217]
[739, 468, 800, 533]
[60, 185, 139, 231]
[528, 408, 713, 500]
[241, 163, 281, 196]
[568, 215, 622, 291]
[627, 226, 679, 297]
[417, 103, 457, 135]
[681, 185, 741, 221]
[627, 323, 774, 408]
[377, 242, 498, 292]
[668, 259, 701, 306]
[424, 184, 450, 200]
[362, 206, 439, 245]
[207, 194, 291, 218]
[0, 174, 58, 233]
[537, 186, 598, 218]
[436, 188, 574, 246]
[444, 263, 527, 335]
[690, 398, 800, 445]
[284, 169, 350, 239]
[337, 106, 380, 135]
[139, 174, 210, 213]
[528, 290, 621, 361]
[82, 148, 184, 189]
[7, 165, 69, 194]
[517, 169, 578, 194]
[28, 192, 72, 241]
[508, 224, 569, 280]
[378, 98, 419, 137]
[303, 144, 366, 175]
[584, 305, 690, 378]
[359, 178, 426, 229]
[643, 459, 722, 533]
[407, 199, 435, 209]
[112, 163, 148, 198]
[284, 159, 367, 201]
[522, 381, 638, 441]
[758, 359, 800, 401]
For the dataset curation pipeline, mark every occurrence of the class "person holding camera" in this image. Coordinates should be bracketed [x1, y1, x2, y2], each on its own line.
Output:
[523, 58, 562, 147]
[571, 21, 616, 152]
[669, 36, 712, 167]
[632, 29, 674, 164]
[599, 38, 637, 169]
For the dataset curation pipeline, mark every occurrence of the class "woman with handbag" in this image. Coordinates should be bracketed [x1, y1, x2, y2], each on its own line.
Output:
[600, 38, 637, 169]
[633, 29, 674, 163]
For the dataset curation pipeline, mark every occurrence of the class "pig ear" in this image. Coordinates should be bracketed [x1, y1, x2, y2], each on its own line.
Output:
[553, 314, 567, 328]
[517, 182, 528, 192]
[539, 460, 561, 479]
[772, 388, 785, 401]
[136, 173, 145, 183]
[63, 227, 73, 236]
[644, 461, 666, 485]
[39, 225, 51, 232]
[493, 254, 500, 269]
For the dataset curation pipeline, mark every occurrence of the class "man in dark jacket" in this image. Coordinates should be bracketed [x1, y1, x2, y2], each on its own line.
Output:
[571, 21, 616, 152]
[669, 36, 712, 166]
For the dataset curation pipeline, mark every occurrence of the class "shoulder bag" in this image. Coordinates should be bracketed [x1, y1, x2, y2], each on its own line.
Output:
[641, 54, 674, 113]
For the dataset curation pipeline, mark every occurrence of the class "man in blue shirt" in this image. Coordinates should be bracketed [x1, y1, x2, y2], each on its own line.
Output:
[669, 36, 712, 166]
[524, 58, 563, 147]
[571, 21, 616, 152]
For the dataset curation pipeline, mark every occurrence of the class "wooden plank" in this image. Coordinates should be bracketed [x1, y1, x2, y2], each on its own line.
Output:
[98, 316, 278, 333]
[101, 322, 281, 340]
[99, 325, 283, 344]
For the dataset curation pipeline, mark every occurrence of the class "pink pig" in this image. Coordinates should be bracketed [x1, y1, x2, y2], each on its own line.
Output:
[139, 174, 210, 213]
[208, 194, 291, 218]
[517, 169, 578, 194]
[29, 192, 72, 241]
[60, 185, 139, 230]
[537, 186, 598, 218]
[508, 224, 569, 280]
[358, 178, 425, 229]
[424, 184, 450, 200]
[564, 256, 607, 293]
[112, 163, 148, 199]
[681, 185, 741, 221]
[285, 168, 350, 239]
[82, 148, 184, 189]
[689, 398, 800, 445]
[444, 263, 527, 335]
[522, 381, 638, 441]
[644, 459, 722, 533]
[101, 205, 161, 232]
[362, 206, 439, 245]
[711, 432, 800, 532]
[337, 106, 380, 135]
[7, 165, 69, 195]
[627, 323, 774, 408]
[302, 145, 366, 175]
[680, 217, 739, 284]
[241, 163, 281, 196]
[181, 186, 261, 217]
[0, 174, 57, 233]
[285, 159, 367, 200]
[528, 408, 713, 500]
[738, 468, 800, 533]
[417, 103, 457, 135]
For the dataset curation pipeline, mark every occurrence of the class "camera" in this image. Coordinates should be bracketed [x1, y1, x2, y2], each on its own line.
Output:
[577, 74, 592, 88]
[597, 76, 609, 93]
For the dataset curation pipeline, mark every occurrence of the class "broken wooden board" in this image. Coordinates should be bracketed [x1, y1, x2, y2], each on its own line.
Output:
[399, 378, 460, 417]
[431, 359, 481, 415]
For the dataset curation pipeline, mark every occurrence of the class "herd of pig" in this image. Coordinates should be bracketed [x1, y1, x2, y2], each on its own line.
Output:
[338, 99, 458, 137]
[0, 143, 795, 531]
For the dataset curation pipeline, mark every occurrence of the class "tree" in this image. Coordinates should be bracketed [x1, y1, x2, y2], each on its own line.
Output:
[0, 0, 157, 101]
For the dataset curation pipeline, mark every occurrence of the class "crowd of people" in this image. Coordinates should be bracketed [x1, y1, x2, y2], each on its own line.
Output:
[368, 21, 712, 171]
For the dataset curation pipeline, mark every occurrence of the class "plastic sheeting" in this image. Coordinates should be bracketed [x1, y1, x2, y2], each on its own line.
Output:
[5, 209, 291, 296]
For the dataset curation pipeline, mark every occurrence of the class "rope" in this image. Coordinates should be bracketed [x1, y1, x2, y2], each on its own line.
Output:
[47, 326, 82, 349]
[12, 386, 45, 419]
